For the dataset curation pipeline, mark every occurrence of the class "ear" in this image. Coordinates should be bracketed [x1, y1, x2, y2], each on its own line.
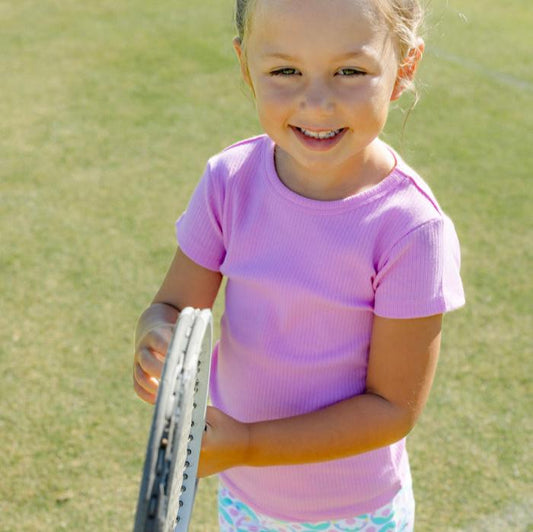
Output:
[233, 36, 253, 90]
[391, 38, 424, 101]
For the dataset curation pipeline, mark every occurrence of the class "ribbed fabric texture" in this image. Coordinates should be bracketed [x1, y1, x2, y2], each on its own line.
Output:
[176, 135, 465, 521]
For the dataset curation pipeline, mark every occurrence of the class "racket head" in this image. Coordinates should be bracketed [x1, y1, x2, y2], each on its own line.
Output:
[134, 308, 213, 532]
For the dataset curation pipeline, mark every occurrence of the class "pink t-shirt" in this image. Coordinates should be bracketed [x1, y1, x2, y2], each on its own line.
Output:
[176, 134, 465, 521]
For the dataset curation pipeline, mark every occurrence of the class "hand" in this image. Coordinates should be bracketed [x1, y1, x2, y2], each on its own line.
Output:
[198, 406, 250, 478]
[133, 323, 174, 404]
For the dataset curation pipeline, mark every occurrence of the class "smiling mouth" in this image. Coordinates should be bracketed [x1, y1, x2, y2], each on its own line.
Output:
[295, 126, 345, 140]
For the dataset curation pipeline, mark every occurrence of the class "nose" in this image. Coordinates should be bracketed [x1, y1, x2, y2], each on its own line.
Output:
[299, 78, 334, 114]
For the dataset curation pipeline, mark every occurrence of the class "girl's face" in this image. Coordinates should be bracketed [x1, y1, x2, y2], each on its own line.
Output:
[235, 0, 416, 198]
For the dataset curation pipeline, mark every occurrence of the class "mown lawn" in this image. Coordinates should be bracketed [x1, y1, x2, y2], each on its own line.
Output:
[1, 0, 531, 530]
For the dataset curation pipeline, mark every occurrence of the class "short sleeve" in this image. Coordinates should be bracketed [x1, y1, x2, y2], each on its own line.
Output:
[373, 217, 465, 319]
[175, 161, 226, 271]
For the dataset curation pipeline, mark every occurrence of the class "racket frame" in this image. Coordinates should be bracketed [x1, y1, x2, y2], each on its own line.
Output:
[133, 307, 213, 532]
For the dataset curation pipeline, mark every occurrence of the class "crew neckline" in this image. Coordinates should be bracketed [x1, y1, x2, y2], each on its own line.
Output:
[261, 135, 405, 213]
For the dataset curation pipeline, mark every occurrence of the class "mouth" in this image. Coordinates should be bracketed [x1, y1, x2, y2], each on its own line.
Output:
[291, 125, 347, 149]
[295, 126, 345, 139]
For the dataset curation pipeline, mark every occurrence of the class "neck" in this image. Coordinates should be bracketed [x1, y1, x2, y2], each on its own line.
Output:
[274, 139, 396, 201]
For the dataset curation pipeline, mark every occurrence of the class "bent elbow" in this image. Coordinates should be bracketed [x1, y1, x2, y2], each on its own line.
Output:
[393, 403, 421, 441]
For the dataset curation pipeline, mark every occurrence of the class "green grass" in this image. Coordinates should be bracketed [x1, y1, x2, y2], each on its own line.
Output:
[1, 0, 531, 530]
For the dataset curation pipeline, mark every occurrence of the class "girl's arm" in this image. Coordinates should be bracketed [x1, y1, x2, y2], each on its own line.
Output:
[199, 313, 442, 476]
[133, 248, 222, 404]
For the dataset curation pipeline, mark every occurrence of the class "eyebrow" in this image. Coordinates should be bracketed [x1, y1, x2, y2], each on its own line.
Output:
[337, 51, 370, 60]
[261, 50, 372, 61]
[261, 52, 297, 61]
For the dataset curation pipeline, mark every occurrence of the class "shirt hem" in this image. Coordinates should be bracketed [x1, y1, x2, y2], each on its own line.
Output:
[218, 474, 405, 522]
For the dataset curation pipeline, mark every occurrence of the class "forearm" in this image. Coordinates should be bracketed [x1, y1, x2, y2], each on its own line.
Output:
[244, 393, 414, 467]
[241, 314, 441, 467]
[200, 316, 440, 475]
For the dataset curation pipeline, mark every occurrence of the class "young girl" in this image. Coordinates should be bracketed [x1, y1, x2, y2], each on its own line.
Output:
[133, 0, 465, 529]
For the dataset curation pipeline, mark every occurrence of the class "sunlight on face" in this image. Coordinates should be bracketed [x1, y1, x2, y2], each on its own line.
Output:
[235, 0, 404, 199]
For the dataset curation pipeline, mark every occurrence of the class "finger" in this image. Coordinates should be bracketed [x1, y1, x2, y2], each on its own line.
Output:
[134, 362, 160, 395]
[204, 405, 221, 426]
[144, 327, 173, 357]
[137, 346, 165, 379]
[133, 377, 157, 404]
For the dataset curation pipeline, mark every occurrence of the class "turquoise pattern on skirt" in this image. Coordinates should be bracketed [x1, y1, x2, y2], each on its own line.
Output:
[217, 483, 414, 532]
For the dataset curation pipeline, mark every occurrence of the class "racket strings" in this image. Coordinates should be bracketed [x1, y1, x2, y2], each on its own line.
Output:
[146, 347, 192, 525]
[147, 392, 184, 522]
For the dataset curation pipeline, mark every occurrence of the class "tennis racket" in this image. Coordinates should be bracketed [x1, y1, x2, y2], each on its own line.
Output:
[134, 307, 213, 532]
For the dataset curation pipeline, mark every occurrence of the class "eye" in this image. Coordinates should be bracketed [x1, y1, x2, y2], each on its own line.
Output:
[336, 68, 366, 77]
[270, 68, 300, 76]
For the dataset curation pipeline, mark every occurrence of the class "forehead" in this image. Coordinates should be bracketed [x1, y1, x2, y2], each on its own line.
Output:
[248, 0, 390, 57]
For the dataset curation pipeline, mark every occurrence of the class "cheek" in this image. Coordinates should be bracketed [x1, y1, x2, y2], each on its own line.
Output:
[342, 83, 391, 117]
[254, 84, 295, 122]
[256, 82, 296, 107]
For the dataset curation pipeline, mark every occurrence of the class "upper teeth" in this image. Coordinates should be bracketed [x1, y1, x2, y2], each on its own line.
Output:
[299, 127, 342, 139]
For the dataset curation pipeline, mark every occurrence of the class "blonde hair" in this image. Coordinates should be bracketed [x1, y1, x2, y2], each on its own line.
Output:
[235, 0, 258, 49]
[373, 0, 425, 101]
[373, 0, 425, 63]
